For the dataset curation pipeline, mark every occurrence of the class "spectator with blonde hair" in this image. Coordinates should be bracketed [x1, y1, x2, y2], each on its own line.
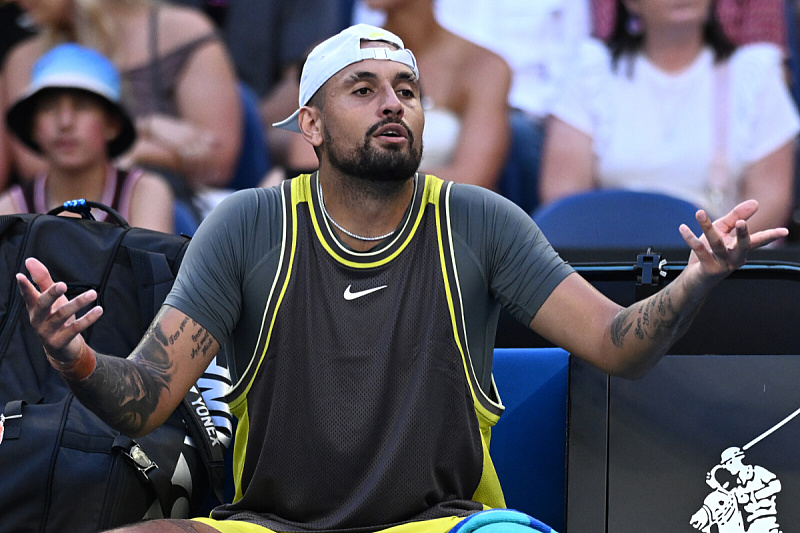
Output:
[1, 0, 241, 210]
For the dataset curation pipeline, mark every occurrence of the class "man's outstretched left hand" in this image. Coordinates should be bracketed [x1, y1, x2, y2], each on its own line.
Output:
[679, 199, 788, 293]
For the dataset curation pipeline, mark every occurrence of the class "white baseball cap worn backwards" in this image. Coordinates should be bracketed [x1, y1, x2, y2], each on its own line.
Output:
[272, 23, 419, 133]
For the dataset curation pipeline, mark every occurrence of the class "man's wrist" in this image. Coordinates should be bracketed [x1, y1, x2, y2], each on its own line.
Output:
[676, 266, 720, 304]
[46, 344, 96, 381]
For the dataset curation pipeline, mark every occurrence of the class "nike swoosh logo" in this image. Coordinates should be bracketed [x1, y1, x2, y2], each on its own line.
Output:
[343, 284, 388, 301]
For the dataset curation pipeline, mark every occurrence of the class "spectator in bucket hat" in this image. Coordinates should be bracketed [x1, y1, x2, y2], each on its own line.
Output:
[0, 43, 174, 232]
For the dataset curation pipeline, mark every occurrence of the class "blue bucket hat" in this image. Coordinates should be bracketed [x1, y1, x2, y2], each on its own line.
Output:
[5, 43, 136, 157]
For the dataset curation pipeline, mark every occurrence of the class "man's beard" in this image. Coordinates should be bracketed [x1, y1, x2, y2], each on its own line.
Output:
[324, 118, 423, 188]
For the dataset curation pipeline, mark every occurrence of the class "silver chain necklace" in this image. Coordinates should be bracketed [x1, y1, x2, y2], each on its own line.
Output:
[318, 181, 397, 242]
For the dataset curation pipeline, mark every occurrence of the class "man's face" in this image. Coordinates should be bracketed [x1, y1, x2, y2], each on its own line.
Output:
[314, 44, 424, 184]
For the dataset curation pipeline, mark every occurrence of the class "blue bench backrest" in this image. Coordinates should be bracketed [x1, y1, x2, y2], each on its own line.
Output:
[491, 348, 569, 531]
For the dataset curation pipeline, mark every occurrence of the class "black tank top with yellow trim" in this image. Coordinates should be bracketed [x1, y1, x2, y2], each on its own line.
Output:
[212, 173, 505, 531]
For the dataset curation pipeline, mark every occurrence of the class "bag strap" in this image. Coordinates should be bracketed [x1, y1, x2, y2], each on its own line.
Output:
[112, 395, 226, 516]
[179, 390, 226, 504]
[0, 214, 36, 363]
[112, 433, 174, 516]
[47, 199, 131, 228]
[1, 400, 27, 441]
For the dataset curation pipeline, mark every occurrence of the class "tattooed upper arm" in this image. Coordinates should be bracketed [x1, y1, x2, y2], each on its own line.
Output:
[136, 307, 219, 367]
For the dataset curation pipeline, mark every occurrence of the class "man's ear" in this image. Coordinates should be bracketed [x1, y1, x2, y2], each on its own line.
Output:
[298, 106, 324, 148]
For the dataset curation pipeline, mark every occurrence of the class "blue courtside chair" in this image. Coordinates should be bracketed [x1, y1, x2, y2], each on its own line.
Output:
[491, 347, 570, 532]
[531, 189, 702, 251]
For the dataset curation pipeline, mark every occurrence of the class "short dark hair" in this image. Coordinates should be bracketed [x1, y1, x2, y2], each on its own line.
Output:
[307, 90, 325, 113]
[607, 0, 736, 76]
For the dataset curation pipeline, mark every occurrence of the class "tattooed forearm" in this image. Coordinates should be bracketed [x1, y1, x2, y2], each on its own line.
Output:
[71, 351, 170, 435]
[611, 307, 635, 347]
[610, 286, 704, 349]
[64, 311, 216, 436]
[68, 322, 178, 435]
[632, 291, 674, 341]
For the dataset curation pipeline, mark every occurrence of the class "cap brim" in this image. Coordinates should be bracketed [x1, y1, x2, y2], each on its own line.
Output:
[272, 109, 302, 133]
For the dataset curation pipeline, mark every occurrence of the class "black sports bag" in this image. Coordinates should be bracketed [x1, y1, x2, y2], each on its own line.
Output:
[0, 200, 228, 532]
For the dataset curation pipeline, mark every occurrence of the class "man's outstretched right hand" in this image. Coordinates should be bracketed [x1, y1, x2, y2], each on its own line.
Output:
[15, 257, 104, 366]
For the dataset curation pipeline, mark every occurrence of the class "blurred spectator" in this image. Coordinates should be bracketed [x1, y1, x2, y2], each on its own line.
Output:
[0, 44, 174, 232]
[1, 0, 241, 205]
[540, 0, 800, 234]
[355, 0, 590, 210]
[592, 0, 787, 52]
[0, 2, 36, 67]
[0, 2, 36, 190]
[169, 0, 346, 168]
[351, 0, 512, 190]
[167, 0, 343, 98]
[0, 70, 9, 192]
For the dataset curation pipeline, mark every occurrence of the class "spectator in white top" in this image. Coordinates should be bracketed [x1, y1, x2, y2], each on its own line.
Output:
[540, 0, 800, 234]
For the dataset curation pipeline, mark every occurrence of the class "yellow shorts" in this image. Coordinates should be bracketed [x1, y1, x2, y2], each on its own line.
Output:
[191, 516, 464, 533]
